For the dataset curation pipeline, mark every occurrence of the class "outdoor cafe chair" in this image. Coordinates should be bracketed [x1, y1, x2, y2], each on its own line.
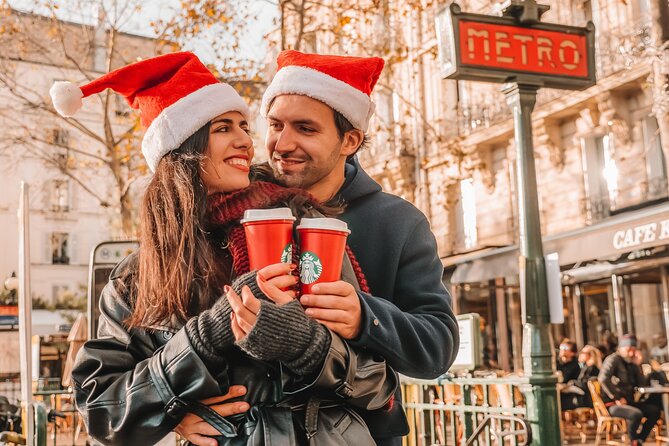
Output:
[588, 380, 628, 446]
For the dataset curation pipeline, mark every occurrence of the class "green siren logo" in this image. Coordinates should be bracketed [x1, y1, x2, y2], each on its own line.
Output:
[300, 251, 323, 284]
[281, 243, 292, 264]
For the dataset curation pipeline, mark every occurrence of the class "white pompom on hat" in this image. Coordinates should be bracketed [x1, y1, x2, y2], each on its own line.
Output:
[49, 52, 250, 172]
[49, 81, 84, 117]
[261, 50, 385, 133]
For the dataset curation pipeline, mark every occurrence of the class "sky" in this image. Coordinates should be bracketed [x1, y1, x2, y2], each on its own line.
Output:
[8, 0, 279, 65]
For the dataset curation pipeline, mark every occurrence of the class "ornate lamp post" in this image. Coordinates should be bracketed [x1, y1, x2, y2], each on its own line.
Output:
[436, 1, 596, 444]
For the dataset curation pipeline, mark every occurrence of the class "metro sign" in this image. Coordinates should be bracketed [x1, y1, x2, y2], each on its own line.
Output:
[437, 3, 596, 89]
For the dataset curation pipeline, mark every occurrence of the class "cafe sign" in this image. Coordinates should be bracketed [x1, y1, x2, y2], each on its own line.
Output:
[436, 3, 596, 89]
[612, 218, 669, 251]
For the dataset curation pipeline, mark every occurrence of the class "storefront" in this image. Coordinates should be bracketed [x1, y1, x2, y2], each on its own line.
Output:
[445, 201, 669, 372]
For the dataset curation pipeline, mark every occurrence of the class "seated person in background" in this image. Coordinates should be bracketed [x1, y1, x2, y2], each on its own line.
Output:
[648, 359, 669, 387]
[650, 334, 668, 363]
[559, 340, 581, 382]
[599, 334, 660, 446]
[573, 345, 602, 408]
[558, 339, 581, 410]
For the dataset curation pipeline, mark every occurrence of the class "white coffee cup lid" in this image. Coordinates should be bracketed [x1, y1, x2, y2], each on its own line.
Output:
[297, 217, 350, 234]
[241, 207, 296, 224]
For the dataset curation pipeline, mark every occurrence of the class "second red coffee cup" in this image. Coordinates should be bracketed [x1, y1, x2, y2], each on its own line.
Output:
[241, 208, 296, 270]
[297, 217, 350, 295]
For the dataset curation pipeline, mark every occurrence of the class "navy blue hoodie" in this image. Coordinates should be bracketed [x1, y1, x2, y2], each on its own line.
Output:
[339, 158, 460, 442]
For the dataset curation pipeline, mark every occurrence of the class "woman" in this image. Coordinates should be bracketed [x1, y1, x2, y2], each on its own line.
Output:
[573, 345, 602, 408]
[52, 52, 395, 446]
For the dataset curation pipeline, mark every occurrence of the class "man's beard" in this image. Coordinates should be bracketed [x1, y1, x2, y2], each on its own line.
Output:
[269, 158, 309, 188]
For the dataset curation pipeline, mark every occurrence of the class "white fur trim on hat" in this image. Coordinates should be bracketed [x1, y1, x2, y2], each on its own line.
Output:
[261, 66, 375, 132]
[49, 81, 84, 117]
[142, 83, 250, 172]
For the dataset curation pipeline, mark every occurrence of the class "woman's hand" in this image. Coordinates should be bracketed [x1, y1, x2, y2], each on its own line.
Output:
[174, 385, 249, 446]
[228, 263, 297, 342]
[257, 263, 298, 303]
[227, 286, 259, 341]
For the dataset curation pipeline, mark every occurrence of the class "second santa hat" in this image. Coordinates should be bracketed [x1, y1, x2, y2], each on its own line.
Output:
[49, 52, 249, 172]
[261, 50, 385, 133]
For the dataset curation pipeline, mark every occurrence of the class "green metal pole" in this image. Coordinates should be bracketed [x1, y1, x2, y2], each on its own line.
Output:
[502, 81, 561, 446]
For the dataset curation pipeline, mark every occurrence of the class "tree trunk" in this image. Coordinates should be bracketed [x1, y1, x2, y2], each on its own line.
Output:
[120, 192, 136, 239]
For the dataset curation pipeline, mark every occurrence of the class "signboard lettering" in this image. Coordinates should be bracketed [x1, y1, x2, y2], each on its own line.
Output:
[613, 219, 669, 250]
[436, 3, 596, 90]
[460, 21, 588, 77]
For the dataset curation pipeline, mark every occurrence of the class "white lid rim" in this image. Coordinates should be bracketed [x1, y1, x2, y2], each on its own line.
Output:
[296, 217, 350, 233]
[241, 207, 296, 223]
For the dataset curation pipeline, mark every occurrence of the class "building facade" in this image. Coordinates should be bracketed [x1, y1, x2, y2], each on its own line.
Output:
[274, 0, 669, 371]
[0, 8, 157, 325]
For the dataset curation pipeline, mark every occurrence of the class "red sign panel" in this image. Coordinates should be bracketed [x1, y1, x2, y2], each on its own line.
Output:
[0, 305, 18, 316]
[458, 20, 589, 79]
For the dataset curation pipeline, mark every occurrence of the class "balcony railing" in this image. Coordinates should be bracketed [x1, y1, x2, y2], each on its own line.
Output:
[595, 13, 654, 80]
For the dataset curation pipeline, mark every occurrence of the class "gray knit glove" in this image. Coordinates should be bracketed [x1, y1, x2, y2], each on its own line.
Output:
[231, 271, 264, 301]
[236, 299, 331, 376]
[185, 295, 234, 367]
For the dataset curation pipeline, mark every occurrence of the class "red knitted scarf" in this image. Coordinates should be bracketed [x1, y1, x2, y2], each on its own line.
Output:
[206, 181, 370, 293]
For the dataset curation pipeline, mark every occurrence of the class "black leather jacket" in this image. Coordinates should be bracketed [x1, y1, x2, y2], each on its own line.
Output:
[598, 352, 647, 403]
[72, 256, 398, 445]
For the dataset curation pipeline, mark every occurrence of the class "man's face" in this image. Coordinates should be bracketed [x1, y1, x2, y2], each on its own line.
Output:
[265, 95, 358, 199]
[559, 344, 575, 363]
[619, 345, 637, 361]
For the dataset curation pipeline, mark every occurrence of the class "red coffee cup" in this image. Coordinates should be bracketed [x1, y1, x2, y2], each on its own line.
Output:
[241, 208, 296, 270]
[297, 217, 350, 295]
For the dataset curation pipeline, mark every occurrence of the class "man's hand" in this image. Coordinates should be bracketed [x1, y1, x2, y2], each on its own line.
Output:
[299, 281, 362, 339]
[175, 385, 249, 446]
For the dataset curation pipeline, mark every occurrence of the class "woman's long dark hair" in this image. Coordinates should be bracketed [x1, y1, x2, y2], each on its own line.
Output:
[127, 122, 229, 328]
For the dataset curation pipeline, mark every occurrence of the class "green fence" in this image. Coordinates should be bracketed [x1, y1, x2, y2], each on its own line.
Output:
[401, 375, 532, 446]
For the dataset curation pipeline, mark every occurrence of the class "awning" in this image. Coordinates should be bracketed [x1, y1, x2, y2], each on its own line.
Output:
[446, 201, 669, 284]
[561, 252, 669, 284]
[449, 247, 518, 283]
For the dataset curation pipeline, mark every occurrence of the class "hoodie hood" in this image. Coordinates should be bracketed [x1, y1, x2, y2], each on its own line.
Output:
[339, 157, 382, 202]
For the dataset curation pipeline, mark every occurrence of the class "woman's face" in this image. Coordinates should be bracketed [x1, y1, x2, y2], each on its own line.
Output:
[200, 111, 254, 194]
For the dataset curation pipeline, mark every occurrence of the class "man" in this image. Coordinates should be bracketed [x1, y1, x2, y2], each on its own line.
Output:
[558, 339, 580, 383]
[599, 334, 660, 446]
[260, 50, 460, 444]
[558, 339, 581, 410]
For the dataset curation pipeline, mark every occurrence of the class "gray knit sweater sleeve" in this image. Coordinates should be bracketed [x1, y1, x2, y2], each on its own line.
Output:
[184, 272, 261, 367]
[236, 299, 331, 376]
[185, 295, 234, 368]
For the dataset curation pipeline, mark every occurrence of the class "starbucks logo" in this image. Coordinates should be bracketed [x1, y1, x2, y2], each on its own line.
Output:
[300, 251, 323, 284]
[281, 243, 293, 264]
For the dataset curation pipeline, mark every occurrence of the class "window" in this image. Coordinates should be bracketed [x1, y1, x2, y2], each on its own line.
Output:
[114, 95, 131, 117]
[49, 179, 70, 212]
[48, 128, 69, 146]
[460, 178, 478, 249]
[570, 0, 593, 26]
[48, 128, 70, 169]
[642, 116, 667, 200]
[582, 133, 617, 220]
[50, 233, 70, 265]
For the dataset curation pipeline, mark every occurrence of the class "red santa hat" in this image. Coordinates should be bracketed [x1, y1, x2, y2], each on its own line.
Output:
[49, 52, 250, 172]
[261, 50, 385, 132]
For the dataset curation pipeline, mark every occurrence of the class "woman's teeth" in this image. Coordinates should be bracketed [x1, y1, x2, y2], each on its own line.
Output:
[226, 158, 247, 167]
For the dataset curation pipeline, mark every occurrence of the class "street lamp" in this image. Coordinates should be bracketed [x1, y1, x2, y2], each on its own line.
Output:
[4, 272, 19, 292]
